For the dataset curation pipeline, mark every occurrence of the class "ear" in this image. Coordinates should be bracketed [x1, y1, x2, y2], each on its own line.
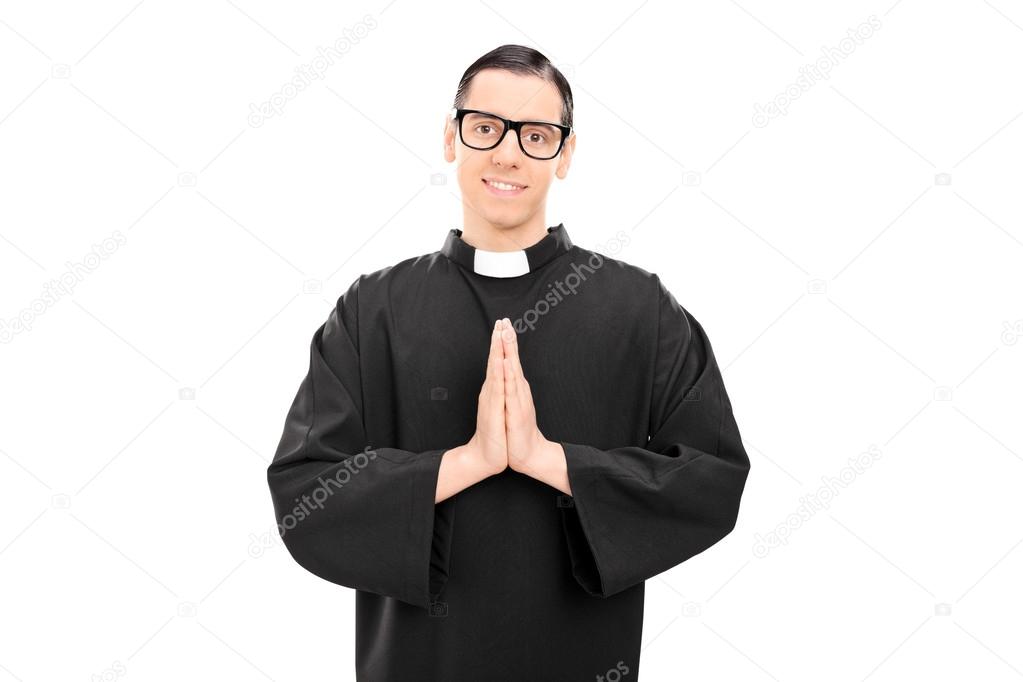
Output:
[443, 114, 456, 163]
[555, 132, 576, 180]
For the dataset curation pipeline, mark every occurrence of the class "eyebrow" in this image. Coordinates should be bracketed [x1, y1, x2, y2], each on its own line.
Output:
[474, 109, 560, 124]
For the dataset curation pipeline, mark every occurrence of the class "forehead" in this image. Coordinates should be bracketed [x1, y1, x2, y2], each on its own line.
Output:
[463, 68, 563, 122]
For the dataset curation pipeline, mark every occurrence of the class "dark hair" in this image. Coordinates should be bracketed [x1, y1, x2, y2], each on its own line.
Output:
[452, 44, 574, 130]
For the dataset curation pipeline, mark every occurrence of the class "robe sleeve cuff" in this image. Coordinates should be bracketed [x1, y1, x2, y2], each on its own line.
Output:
[405, 448, 450, 609]
[557, 441, 618, 598]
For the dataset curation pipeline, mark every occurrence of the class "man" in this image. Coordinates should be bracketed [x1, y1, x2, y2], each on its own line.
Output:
[267, 44, 751, 681]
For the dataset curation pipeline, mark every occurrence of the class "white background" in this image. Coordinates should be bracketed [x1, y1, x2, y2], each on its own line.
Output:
[2, 1, 1022, 680]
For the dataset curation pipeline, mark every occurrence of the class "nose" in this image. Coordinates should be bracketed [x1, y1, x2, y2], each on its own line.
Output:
[490, 127, 524, 167]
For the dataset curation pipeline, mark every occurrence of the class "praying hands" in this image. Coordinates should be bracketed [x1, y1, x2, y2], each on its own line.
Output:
[435, 318, 570, 502]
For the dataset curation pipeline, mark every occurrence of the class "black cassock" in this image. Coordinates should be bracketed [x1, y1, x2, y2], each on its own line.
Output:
[267, 223, 751, 681]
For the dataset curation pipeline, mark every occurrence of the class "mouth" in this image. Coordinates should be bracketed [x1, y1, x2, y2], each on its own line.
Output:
[482, 177, 527, 197]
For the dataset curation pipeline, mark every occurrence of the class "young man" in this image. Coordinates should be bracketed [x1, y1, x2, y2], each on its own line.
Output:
[267, 44, 751, 681]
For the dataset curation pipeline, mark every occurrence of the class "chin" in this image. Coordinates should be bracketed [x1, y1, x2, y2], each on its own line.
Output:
[484, 203, 530, 224]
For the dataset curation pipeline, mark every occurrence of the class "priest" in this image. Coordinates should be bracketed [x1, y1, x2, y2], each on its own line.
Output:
[267, 44, 751, 681]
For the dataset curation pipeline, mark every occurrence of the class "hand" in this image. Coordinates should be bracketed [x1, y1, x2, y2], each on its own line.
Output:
[465, 319, 509, 476]
[499, 318, 551, 474]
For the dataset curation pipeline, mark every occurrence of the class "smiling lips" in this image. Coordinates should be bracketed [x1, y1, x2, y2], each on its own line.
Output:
[483, 177, 527, 197]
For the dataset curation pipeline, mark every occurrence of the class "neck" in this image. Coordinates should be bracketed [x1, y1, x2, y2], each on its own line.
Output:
[460, 214, 549, 252]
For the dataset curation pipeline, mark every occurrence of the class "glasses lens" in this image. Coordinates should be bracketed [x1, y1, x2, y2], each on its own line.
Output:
[519, 122, 562, 159]
[461, 112, 563, 159]
[462, 112, 505, 149]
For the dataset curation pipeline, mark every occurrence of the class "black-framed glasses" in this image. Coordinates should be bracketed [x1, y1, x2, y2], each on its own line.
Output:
[451, 108, 571, 160]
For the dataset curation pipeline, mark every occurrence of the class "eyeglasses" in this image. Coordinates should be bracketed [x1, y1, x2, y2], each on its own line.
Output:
[451, 108, 571, 160]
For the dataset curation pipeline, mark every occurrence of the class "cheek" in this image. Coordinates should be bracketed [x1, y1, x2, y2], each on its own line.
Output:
[455, 153, 484, 185]
[527, 163, 557, 189]
[526, 173, 553, 195]
[457, 169, 484, 197]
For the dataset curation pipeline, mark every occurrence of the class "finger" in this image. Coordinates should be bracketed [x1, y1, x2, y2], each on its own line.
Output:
[503, 357, 518, 411]
[520, 370, 534, 405]
[486, 318, 503, 384]
[501, 319, 531, 413]
[500, 318, 524, 381]
[493, 330, 505, 407]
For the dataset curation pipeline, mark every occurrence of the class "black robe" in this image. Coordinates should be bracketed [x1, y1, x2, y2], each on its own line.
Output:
[266, 223, 751, 681]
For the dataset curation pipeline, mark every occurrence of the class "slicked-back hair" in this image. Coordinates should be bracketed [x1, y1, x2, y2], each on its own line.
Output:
[452, 44, 574, 130]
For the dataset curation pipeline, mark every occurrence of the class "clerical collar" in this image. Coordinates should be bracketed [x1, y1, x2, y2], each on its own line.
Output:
[440, 223, 574, 277]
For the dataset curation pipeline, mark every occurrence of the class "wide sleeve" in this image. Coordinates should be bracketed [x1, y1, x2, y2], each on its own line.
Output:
[557, 277, 751, 598]
[266, 277, 455, 610]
